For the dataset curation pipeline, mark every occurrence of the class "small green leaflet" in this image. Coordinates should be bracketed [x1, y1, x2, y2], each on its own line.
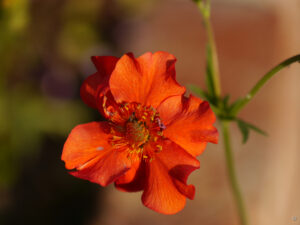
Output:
[236, 119, 268, 144]
[205, 44, 215, 98]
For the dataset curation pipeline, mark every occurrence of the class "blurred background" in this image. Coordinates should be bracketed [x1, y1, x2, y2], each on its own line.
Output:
[0, 0, 299, 224]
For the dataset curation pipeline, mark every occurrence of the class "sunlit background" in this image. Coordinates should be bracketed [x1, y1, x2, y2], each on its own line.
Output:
[0, 0, 299, 224]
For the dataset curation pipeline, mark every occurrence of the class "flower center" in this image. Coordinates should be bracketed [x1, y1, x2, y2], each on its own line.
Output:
[104, 99, 165, 161]
[125, 118, 149, 147]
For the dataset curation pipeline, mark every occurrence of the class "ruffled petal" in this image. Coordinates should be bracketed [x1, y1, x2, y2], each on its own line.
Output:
[115, 158, 146, 192]
[91, 56, 119, 75]
[158, 140, 200, 200]
[115, 160, 139, 184]
[141, 140, 199, 214]
[156, 95, 186, 125]
[80, 56, 118, 109]
[158, 95, 218, 157]
[109, 51, 185, 108]
[61, 121, 131, 186]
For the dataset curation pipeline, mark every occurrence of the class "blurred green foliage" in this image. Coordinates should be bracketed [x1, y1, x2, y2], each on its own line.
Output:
[0, 0, 107, 188]
[0, 0, 149, 190]
[0, 0, 31, 187]
[58, 0, 100, 62]
[0, 0, 153, 224]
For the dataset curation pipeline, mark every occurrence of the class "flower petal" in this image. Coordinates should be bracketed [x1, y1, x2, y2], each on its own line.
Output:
[80, 72, 103, 109]
[158, 140, 200, 200]
[156, 95, 185, 125]
[109, 51, 185, 107]
[115, 158, 146, 192]
[80, 56, 118, 109]
[158, 95, 218, 157]
[91, 56, 119, 75]
[141, 140, 199, 214]
[61, 122, 110, 169]
[70, 149, 131, 187]
[61, 121, 131, 186]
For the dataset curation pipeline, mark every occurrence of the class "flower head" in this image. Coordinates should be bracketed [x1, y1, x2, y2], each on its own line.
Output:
[62, 51, 218, 214]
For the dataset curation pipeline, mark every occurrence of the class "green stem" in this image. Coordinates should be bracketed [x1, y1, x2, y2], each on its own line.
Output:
[233, 54, 300, 115]
[196, 0, 221, 98]
[221, 121, 248, 225]
[203, 15, 221, 98]
[195, 1, 249, 224]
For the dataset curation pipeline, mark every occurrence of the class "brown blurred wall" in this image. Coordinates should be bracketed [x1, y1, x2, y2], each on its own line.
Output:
[90, 0, 300, 225]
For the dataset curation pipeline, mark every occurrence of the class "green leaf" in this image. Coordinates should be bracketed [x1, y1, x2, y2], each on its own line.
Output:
[209, 103, 222, 116]
[205, 44, 215, 98]
[237, 119, 268, 144]
[237, 120, 250, 144]
[243, 121, 268, 136]
[222, 95, 230, 109]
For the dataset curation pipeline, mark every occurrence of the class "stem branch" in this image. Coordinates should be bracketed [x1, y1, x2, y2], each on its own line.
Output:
[233, 54, 300, 114]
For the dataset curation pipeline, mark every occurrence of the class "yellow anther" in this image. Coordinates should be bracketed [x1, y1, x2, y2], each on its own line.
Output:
[153, 136, 158, 142]
[149, 157, 154, 162]
[103, 95, 107, 104]
[139, 148, 144, 155]
[143, 155, 148, 159]
[129, 149, 134, 154]
[157, 131, 163, 136]
[142, 116, 146, 120]
[156, 145, 162, 151]
[113, 135, 123, 140]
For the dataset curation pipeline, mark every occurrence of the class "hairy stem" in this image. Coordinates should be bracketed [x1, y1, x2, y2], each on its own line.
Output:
[196, 0, 221, 98]
[221, 121, 248, 225]
[195, 1, 249, 224]
[202, 15, 221, 97]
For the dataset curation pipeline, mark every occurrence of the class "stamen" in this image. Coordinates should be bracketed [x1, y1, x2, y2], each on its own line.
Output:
[106, 101, 165, 162]
[156, 145, 162, 152]
[112, 136, 122, 140]
[157, 131, 163, 136]
[124, 104, 129, 111]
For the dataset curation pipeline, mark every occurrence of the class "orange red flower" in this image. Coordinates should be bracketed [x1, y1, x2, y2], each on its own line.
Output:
[61, 51, 218, 214]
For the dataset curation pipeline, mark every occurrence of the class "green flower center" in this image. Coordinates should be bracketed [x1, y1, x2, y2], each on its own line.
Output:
[125, 119, 150, 147]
